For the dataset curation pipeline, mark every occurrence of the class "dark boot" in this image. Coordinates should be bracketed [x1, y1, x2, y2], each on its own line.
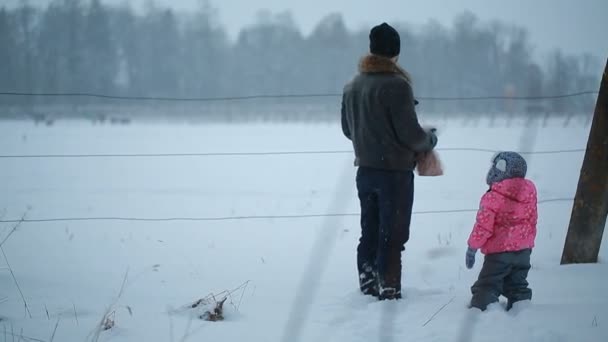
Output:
[378, 287, 401, 300]
[359, 262, 379, 297]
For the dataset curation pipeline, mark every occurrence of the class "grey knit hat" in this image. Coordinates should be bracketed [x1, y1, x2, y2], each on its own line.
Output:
[486, 151, 527, 185]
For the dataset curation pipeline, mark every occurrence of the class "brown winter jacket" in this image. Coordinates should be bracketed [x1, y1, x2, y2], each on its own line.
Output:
[341, 55, 437, 171]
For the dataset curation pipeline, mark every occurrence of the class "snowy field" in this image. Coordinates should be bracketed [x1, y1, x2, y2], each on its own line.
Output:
[0, 117, 606, 342]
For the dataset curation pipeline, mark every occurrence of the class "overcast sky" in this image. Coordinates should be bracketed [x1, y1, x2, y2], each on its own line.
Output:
[8, 0, 608, 62]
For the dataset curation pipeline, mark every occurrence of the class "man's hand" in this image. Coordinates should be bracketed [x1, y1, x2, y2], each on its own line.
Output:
[428, 128, 438, 149]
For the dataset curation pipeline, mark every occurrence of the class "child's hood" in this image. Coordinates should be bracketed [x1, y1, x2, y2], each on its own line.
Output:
[490, 178, 537, 203]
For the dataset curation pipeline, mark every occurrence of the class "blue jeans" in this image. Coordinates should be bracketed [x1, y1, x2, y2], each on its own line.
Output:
[356, 167, 414, 299]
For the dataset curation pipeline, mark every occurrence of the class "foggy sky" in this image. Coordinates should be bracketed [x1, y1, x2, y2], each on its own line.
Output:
[7, 0, 608, 62]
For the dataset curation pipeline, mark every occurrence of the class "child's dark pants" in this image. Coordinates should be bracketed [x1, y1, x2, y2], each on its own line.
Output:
[471, 248, 532, 310]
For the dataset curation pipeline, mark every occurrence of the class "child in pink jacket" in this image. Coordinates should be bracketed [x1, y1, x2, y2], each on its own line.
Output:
[465, 151, 537, 311]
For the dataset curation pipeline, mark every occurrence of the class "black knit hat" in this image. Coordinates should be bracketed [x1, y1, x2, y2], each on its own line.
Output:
[369, 23, 400, 58]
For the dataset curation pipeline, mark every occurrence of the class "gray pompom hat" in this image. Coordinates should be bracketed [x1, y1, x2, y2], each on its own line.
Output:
[486, 151, 527, 186]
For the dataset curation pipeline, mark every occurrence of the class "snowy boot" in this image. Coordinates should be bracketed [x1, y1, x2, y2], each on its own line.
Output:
[359, 263, 379, 297]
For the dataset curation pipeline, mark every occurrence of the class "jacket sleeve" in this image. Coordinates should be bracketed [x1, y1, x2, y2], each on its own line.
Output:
[531, 185, 538, 228]
[467, 192, 497, 250]
[384, 81, 436, 152]
[341, 94, 351, 140]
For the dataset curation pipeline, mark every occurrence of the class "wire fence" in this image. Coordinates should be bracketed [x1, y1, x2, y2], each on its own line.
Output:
[0, 198, 575, 225]
[0, 88, 594, 342]
[1, 89, 598, 127]
[0, 90, 599, 102]
[0, 147, 587, 160]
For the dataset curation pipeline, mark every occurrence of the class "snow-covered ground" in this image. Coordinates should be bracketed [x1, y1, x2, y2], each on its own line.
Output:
[0, 117, 606, 342]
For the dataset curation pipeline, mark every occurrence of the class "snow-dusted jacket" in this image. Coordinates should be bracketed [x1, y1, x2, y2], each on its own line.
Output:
[467, 178, 538, 255]
[341, 54, 437, 171]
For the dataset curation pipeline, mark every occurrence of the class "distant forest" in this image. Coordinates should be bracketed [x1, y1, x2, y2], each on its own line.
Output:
[0, 0, 601, 117]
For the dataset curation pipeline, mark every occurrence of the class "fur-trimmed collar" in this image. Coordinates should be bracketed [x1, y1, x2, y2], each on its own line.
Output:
[358, 54, 412, 84]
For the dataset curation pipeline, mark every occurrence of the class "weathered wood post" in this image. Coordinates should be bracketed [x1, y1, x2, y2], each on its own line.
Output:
[561, 59, 608, 264]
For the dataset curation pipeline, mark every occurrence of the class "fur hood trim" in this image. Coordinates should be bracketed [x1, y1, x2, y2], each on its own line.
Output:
[358, 54, 412, 84]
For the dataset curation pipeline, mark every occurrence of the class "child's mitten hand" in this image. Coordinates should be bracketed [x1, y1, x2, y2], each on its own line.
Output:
[465, 247, 477, 269]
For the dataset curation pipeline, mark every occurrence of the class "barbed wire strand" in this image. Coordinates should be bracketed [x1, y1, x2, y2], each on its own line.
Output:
[0, 90, 599, 102]
[0, 198, 573, 224]
[0, 148, 587, 160]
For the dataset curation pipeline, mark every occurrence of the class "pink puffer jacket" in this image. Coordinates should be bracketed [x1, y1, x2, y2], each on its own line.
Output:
[467, 178, 538, 255]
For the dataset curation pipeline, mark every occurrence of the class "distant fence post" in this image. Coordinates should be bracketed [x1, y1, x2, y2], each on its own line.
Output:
[561, 59, 608, 264]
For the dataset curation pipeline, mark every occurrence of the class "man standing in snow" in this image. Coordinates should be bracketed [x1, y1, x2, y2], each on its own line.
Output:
[341, 22, 438, 300]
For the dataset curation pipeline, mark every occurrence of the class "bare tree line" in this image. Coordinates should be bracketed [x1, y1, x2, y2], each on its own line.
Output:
[0, 0, 601, 118]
